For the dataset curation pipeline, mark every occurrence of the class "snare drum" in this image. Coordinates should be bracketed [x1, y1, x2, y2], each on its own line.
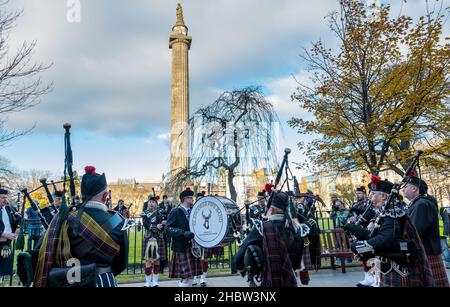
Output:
[189, 196, 241, 248]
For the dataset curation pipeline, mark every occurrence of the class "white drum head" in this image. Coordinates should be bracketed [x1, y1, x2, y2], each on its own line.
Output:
[189, 196, 228, 248]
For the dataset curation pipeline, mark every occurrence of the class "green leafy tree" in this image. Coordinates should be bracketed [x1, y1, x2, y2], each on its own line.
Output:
[289, 0, 450, 176]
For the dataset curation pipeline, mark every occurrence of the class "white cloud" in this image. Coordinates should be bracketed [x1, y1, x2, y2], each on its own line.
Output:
[264, 71, 314, 116]
[3, 0, 340, 135]
[4, 0, 448, 136]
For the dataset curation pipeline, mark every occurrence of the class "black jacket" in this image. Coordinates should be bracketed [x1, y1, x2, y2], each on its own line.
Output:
[232, 217, 304, 273]
[165, 206, 191, 252]
[348, 215, 405, 253]
[0, 206, 20, 246]
[406, 195, 441, 255]
[68, 207, 129, 276]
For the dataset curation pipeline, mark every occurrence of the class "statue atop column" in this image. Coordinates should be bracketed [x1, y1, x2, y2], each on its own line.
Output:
[176, 3, 185, 26]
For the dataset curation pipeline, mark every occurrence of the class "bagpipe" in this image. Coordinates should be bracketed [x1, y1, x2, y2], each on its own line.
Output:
[16, 124, 78, 287]
[345, 199, 375, 244]
[368, 151, 422, 237]
[354, 200, 375, 227]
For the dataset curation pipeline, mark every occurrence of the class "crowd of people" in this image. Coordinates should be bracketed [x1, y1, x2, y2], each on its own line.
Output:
[0, 165, 449, 288]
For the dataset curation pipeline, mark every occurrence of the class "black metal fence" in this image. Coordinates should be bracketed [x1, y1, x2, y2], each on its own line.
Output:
[122, 214, 338, 275]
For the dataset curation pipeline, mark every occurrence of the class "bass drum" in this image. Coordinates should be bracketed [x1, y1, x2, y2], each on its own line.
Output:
[189, 196, 241, 249]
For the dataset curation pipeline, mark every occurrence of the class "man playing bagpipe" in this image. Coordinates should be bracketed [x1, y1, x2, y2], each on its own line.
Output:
[346, 176, 434, 287]
[33, 166, 129, 287]
[166, 188, 203, 287]
[347, 186, 375, 226]
[295, 191, 321, 287]
[402, 176, 449, 287]
[113, 199, 130, 218]
[142, 196, 167, 287]
[53, 190, 63, 208]
[249, 191, 266, 220]
[232, 191, 304, 287]
[0, 188, 21, 283]
[345, 186, 377, 287]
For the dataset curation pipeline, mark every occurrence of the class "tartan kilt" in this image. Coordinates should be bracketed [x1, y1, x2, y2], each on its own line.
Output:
[169, 249, 203, 279]
[143, 234, 167, 263]
[0, 251, 13, 277]
[302, 246, 313, 271]
[428, 254, 449, 287]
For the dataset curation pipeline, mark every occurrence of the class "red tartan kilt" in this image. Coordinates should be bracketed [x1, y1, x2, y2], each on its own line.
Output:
[143, 234, 167, 262]
[169, 250, 203, 279]
[428, 254, 450, 287]
[302, 246, 313, 270]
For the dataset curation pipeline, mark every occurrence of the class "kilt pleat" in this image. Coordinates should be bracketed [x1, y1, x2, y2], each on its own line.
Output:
[428, 254, 449, 287]
[169, 250, 203, 279]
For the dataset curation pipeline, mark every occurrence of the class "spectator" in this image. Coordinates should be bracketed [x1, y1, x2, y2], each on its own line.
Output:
[25, 201, 42, 251]
[439, 206, 450, 269]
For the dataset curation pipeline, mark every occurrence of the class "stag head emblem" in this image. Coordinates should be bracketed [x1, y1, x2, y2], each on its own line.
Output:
[202, 209, 212, 230]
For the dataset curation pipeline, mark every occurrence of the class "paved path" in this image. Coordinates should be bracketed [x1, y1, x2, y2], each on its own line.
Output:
[120, 267, 450, 287]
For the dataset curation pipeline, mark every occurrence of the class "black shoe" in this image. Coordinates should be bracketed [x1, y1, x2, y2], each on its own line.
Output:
[200, 282, 207, 287]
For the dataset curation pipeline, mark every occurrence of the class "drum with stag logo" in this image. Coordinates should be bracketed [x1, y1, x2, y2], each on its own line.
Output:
[189, 196, 241, 248]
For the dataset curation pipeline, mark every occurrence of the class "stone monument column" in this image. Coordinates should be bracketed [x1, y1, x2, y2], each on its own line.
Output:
[169, 3, 192, 177]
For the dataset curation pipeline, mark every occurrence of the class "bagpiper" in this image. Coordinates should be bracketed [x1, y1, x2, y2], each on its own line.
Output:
[345, 186, 377, 287]
[402, 176, 449, 287]
[295, 191, 321, 287]
[165, 188, 202, 287]
[249, 191, 266, 220]
[113, 199, 130, 218]
[142, 196, 167, 287]
[347, 176, 434, 287]
[33, 166, 129, 287]
[232, 191, 303, 287]
[0, 188, 20, 283]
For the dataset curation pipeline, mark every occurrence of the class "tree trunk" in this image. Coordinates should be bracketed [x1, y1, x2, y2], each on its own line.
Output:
[227, 169, 237, 202]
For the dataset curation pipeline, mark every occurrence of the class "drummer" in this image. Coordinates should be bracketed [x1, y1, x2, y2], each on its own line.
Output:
[192, 191, 209, 287]
[165, 188, 203, 287]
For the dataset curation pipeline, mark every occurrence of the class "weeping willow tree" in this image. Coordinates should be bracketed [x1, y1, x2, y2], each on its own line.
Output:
[166, 86, 279, 201]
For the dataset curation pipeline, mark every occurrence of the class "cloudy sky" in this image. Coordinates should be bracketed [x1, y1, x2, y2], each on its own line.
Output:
[1, 0, 447, 182]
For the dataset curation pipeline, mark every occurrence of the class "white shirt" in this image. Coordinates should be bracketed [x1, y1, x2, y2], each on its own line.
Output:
[1, 206, 12, 234]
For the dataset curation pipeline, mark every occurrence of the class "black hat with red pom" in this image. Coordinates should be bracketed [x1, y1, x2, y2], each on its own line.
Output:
[356, 186, 366, 193]
[369, 175, 393, 194]
[80, 166, 107, 199]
